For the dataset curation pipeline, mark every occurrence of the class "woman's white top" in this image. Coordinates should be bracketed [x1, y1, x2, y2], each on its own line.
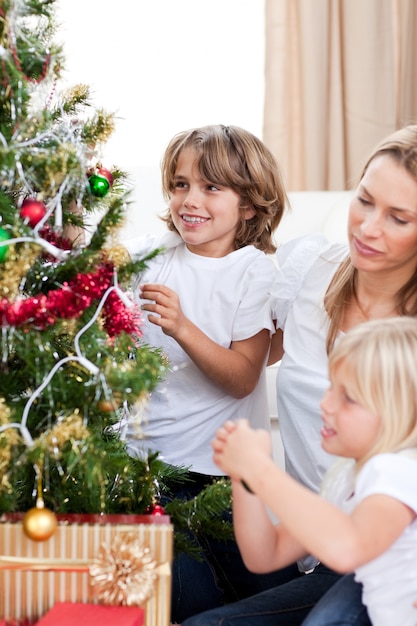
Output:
[322, 452, 417, 626]
[271, 233, 348, 572]
[272, 233, 348, 492]
[123, 232, 277, 475]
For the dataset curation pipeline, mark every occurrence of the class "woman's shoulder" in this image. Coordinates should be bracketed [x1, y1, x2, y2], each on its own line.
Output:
[271, 233, 348, 326]
[276, 232, 347, 267]
[273, 233, 347, 298]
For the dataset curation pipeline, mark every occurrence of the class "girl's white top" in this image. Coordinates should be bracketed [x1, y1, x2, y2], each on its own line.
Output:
[322, 452, 417, 626]
[123, 232, 277, 475]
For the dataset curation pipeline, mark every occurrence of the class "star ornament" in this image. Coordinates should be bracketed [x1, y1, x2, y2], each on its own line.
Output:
[89, 532, 158, 606]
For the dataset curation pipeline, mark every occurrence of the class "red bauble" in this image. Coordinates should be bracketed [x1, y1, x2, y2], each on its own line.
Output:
[146, 503, 165, 516]
[97, 167, 114, 186]
[20, 198, 47, 227]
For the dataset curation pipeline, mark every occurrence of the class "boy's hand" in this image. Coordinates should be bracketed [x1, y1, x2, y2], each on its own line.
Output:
[140, 283, 186, 337]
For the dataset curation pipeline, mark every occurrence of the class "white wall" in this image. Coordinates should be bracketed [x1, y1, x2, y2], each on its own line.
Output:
[56, 1, 265, 172]
[54, 4, 353, 469]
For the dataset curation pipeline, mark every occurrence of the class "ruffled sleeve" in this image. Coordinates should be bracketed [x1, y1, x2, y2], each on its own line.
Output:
[271, 232, 333, 327]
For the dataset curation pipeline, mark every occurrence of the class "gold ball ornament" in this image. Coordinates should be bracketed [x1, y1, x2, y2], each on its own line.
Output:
[22, 505, 58, 541]
[98, 391, 123, 413]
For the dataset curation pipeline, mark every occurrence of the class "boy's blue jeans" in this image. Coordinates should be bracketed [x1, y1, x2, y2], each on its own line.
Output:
[182, 570, 372, 626]
[169, 473, 371, 626]
[172, 531, 302, 623]
[181, 564, 342, 626]
[167, 472, 300, 623]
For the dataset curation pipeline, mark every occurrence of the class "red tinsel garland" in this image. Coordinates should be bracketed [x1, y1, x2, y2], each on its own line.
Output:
[0, 261, 141, 338]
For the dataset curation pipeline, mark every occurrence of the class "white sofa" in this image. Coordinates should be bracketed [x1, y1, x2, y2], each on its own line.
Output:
[118, 168, 352, 247]
[117, 167, 353, 466]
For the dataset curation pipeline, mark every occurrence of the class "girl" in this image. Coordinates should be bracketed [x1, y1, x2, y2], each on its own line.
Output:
[212, 316, 417, 626]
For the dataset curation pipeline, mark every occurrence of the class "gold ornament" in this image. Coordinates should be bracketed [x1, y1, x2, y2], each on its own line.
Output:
[98, 391, 123, 413]
[90, 532, 158, 606]
[22, 463, 57, 541]
[22, 504, 58, 542]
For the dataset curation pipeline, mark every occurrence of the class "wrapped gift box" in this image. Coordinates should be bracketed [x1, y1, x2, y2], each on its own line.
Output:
[36, 602, 145, 626]
[0, 514, 173, 626]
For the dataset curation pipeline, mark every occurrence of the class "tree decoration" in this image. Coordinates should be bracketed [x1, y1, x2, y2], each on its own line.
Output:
[0, 228, 11, 263]
[22, 504, 58, 542]
[149, 504, 166, 517]
[22, 467, 58, 542]
[20, 198, 47, 228]
[88, 167, 114, 197]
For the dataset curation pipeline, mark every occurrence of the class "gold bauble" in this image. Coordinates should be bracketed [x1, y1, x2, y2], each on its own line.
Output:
[22, 506, 58, 541]
[98, 392, 122, 413]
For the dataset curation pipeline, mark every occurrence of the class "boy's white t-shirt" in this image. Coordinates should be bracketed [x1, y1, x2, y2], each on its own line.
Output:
[123, 232, 277, 475]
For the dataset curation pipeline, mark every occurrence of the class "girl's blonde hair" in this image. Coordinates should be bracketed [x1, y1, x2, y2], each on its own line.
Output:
[328, 316, 417, 471]
[160, 124, 288, 254]
[325, 124, 417, 353]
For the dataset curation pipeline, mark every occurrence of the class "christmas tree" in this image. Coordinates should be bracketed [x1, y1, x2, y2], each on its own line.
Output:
[0, 0, 231, 552]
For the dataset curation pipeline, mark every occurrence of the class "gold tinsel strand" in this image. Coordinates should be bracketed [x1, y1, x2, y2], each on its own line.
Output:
[0, 399, 22, 493]
[35, 413, 90, 458]
[0, 244, 40, 299]
[43, 142, 81, 192]
[103, 244, 131, 268]
[62, 83, 91, 104]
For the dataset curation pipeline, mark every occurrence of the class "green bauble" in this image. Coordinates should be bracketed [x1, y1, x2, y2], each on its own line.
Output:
[88, 173, 110, 197]
[0, 227, 11, 262]
[88, 167, 113, 198]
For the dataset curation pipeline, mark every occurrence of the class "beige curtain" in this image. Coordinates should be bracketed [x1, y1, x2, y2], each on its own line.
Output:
[263, 0, 417, 190]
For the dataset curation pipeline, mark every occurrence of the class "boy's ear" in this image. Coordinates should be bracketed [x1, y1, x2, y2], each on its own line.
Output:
[243, 206, 256, 220]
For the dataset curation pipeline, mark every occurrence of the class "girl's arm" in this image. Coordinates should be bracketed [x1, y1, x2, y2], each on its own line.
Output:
[231, 478, 306, 572]
[214, 422, 306, 572]
[213, 419, 416, 573]
[140, 283, 270, 398]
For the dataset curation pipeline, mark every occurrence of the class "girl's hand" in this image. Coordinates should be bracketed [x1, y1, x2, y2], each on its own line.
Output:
[212, 418, 272, 483]
[140, 283, 187, 338]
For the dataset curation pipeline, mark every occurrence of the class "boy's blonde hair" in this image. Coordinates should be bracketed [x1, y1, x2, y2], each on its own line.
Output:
[325, 124, 417, 353]
[160, 124, 288, 254]
[328, 316, 417, 470]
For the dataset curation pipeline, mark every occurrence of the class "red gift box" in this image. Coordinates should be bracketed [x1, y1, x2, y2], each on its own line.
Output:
[35, 603, 144, 626]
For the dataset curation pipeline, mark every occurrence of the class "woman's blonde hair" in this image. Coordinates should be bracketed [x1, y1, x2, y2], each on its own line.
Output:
[159, 124, 288, 254]
[328, 316, 417, 471]
[325, 124, 417, 353]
